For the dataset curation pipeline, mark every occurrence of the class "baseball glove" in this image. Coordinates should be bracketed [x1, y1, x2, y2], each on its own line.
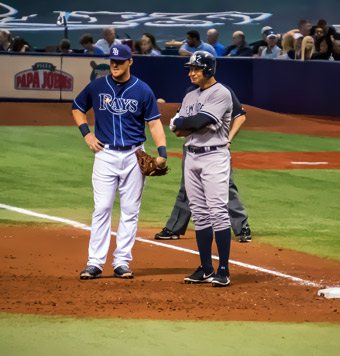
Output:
[135, 149, 168, 176]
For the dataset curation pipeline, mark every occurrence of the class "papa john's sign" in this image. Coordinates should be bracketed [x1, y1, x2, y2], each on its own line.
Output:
[15, 62, 73, 91]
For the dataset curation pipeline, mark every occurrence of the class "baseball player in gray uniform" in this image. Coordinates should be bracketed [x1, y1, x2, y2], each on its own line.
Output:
[155, 86, 252, 243]
[170, 51, 233, 287]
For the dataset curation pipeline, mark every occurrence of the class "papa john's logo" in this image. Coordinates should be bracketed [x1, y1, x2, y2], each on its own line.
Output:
[15, 62, 73, 91]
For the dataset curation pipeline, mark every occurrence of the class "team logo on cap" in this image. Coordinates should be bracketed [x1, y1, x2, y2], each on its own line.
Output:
[111, 48, 119, 56]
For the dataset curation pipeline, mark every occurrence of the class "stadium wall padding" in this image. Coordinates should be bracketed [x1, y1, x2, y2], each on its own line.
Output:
[0, 53, 339, 118]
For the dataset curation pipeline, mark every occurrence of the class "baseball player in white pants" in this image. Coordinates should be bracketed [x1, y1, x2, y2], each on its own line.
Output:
[72, 44, 167, 280]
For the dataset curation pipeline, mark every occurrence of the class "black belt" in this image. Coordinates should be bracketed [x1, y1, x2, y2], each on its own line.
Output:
[106, 142, 142, 151]
[187, 145, 226, 154]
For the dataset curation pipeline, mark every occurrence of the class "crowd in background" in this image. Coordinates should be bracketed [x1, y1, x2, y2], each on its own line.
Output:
[1, 18, 339, 61]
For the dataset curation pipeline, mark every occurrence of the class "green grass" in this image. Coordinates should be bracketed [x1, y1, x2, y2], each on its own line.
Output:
[233, 169, 340, 259]
[0, 313, 339, 356]
[1, 126, 340, 259]
[232, 131, 340, 152]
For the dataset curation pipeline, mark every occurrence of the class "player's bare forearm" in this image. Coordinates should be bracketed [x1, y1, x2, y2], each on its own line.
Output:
[72, 109, 103, 152]
[229, 114, 246, 142]
[179, 49, 192, 57]
[148, 119, 166, 148]
[72, 109, 88, 126]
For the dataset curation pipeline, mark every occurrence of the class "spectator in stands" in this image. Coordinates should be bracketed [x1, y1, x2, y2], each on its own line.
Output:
[178, 30, 216, 56]
[311, 26, 326, 52]
[312, 36, 332, 60]
[316, 19, 337, 38]
[258, 31, 281, 58]
[0, 29, 11, 51]
[95, 27, 121, 54]
[10, 36, 31, 52]
[225, 31, 253, 57]
[330, 33, 340, 61]
[140, 33, 161, 56]
[311, 26, 325, 41]
[206, 28, 225, 56]
[250, 26, 273, 55]
[298, 19, 312, 37]
[277, 32, 295, 59]
[133, 40, 143, 54]
[292, 32, 304, 59]
[300, 36, 315, 61]
[80, 33, 104, 55]
[57, 38, 72, 54]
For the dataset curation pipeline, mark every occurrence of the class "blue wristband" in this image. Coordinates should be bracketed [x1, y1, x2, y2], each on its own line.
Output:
[79, 123, 90, 137]
[157, 146, 167, 158]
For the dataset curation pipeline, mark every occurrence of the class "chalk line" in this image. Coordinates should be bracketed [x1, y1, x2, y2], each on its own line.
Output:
[0, 203, 322, 288]
[290, 161, 328, 165]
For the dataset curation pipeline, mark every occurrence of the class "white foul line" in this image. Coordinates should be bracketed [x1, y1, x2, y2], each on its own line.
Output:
[0, 203, 322, 288]
[290, 161, 328, 165]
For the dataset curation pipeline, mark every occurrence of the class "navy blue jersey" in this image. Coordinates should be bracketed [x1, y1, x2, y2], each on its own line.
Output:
[73, 75, 160, 146]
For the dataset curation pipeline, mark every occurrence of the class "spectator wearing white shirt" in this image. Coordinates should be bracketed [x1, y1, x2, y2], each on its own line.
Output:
[259, 31, 281, 58]
[95, 27, 121, 54]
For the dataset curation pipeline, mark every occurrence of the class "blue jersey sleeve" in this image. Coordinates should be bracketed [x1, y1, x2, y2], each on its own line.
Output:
[143, 85, 161, 122]
[72, 83, 93, 113]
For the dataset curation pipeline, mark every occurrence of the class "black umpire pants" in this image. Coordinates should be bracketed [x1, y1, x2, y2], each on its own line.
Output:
[165, 146, 249, 236]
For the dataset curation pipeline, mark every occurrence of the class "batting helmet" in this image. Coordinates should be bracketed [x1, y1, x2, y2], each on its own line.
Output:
[184, 51, 216, 78]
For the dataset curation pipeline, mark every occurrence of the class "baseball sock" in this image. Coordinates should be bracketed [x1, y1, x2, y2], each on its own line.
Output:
[195, 226, 214, 274]
[215, 228, 231, 276]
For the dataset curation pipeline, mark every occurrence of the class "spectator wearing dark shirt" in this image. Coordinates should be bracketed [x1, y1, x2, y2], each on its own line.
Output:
[312, 36, 332, 60]
[225, 31, 253, 57]
[10, 36, 31, 52]
[330, 33, 340, 61]
[316, 19, 337, 38]
[57, 38, 72, 54]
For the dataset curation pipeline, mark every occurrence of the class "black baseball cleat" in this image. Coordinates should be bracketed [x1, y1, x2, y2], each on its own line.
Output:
[154, 227, 180, 240]
[237, 225, 252, 243]
[80, 265, 102, 280]
[114, 265, 134, 279]
[184, 266, 215, 284]
[211, 267, 231, 287]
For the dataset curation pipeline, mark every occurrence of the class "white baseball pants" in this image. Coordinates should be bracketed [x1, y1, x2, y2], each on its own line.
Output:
[87, 147, 144, 270]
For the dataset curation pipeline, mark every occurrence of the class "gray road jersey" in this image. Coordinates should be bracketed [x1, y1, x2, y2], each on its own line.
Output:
[179, 82, 233, 147]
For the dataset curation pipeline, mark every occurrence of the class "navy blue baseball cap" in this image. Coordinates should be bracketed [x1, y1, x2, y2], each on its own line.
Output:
[109, 44, 132, 60]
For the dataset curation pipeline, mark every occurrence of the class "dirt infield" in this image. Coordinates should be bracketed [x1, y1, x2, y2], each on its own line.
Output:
[169, 151, 340, 169]
[1, 102, 340, 138]
[1, 226, 339, 322]
[1, 102, 340, 322]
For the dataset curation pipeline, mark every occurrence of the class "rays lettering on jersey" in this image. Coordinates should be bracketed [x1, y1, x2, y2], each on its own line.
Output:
[186, 102, 204, 116]
[99, 94, 138, 114]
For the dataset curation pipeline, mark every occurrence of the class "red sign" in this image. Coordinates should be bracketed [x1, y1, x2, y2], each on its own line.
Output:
[15, 62, 73, 91]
